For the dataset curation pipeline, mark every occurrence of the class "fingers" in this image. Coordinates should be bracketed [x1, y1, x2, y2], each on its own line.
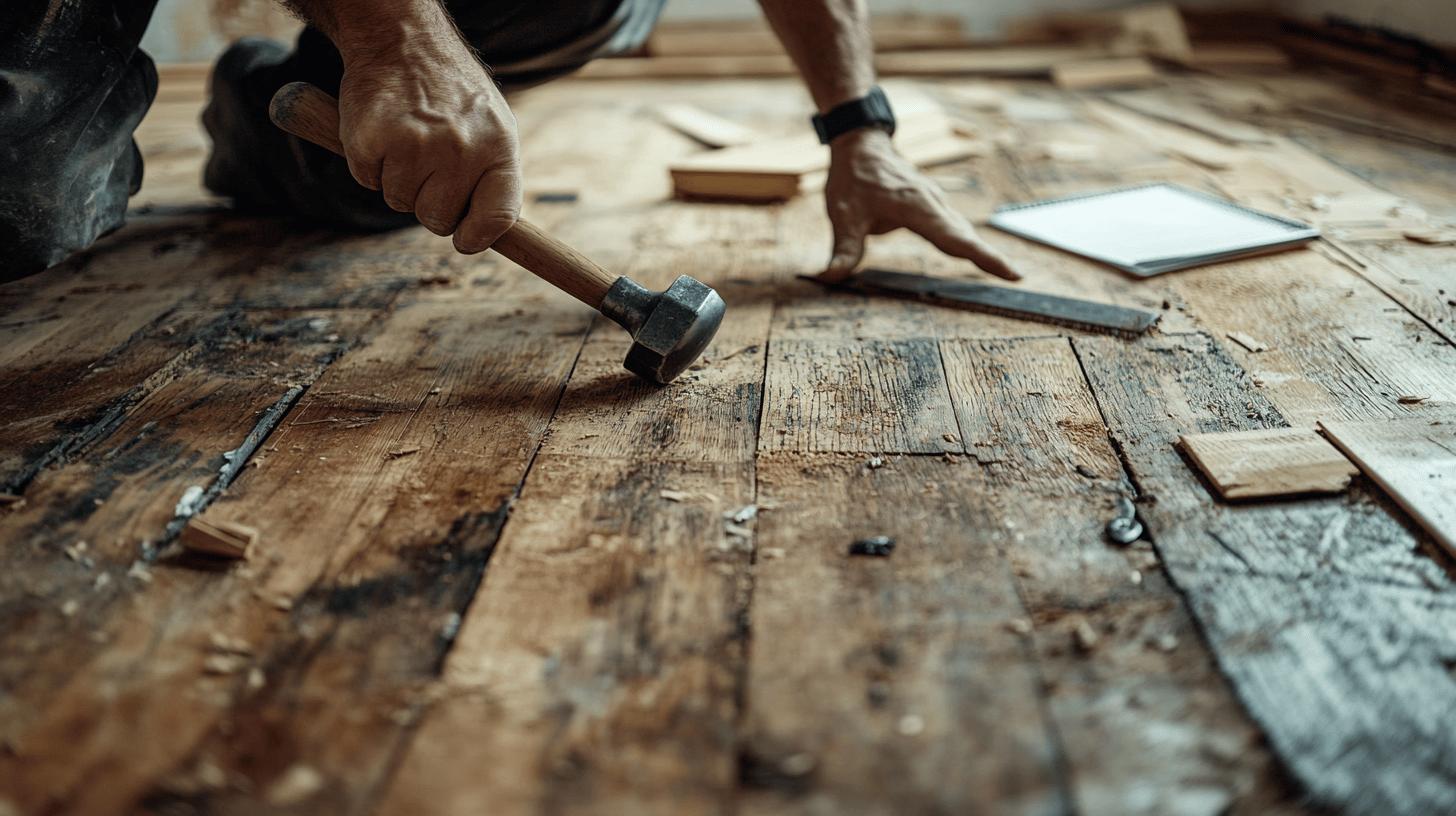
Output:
[923, 221, 1021, 281]
[414, 170, 480, 236]
[820, 217, 868, 282]
[379, 155, 432, 213]
[454, 161, 522, 254]
[909, 203, 1022, 281]
[344, 150, 383, 192]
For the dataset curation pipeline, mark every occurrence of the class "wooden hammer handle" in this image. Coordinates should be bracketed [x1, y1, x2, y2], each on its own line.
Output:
[268, 82, 617, 309]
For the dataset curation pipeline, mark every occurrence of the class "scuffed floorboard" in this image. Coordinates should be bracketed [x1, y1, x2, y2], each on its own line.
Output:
[2, 60, 1456, 815]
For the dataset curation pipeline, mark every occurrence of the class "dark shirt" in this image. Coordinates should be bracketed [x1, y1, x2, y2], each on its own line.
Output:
[451, 0, 666, 87]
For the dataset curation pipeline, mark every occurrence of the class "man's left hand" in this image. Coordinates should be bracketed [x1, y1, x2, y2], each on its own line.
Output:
[820, 129, 1019, 282]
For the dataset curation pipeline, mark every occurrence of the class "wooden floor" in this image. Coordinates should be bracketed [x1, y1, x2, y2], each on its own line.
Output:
[3, 58, 1456, 816]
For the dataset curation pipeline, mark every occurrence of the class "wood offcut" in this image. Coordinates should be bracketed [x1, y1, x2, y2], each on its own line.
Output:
[1180, 427, 1358, 499]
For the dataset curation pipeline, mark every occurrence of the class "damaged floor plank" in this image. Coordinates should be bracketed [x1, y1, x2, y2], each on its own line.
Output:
[744, 452, 1064, 815]
[1076, 333, 1456, 816]
[4, 62, 1456, 816]
[0, 309, 374, 813]
[377, 244, 774, 815]
[945, 337, 1301, 813]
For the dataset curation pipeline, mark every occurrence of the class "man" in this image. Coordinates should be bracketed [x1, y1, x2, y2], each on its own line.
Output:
[0, 0, 1018, 284]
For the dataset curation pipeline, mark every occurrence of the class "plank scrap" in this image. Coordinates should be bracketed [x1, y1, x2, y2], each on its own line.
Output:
[1052, 57, 1161, 90]
[671, 112, 982, 201]
[1225, 331, 1268, 352]
[178, 516, 258, 559]
[1180, 427, 1358, 500]
[652, 103, 761, 148]
[1320, 417, 1456, 555]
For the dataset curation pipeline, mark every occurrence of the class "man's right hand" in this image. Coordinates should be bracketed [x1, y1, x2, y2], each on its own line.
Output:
[326, 2, 521, 253]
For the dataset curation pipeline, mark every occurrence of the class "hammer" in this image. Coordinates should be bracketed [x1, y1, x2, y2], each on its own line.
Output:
[267, 82, 724, 385]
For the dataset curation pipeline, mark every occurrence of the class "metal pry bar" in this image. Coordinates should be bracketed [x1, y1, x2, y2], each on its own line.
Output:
[809, 269, 1160, 338]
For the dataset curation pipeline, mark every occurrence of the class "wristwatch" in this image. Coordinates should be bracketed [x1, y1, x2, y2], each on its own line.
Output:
[811, 86, 896, 145]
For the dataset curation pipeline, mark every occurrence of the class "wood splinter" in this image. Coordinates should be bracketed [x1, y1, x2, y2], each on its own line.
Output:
[180, 517, 259, 560]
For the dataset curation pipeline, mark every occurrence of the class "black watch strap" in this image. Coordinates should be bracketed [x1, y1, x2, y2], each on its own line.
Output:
[811, 86, 896, 145]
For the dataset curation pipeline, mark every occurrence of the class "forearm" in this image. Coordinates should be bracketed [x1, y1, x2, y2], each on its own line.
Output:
[757, 0, 875, 113]
[281, 0, 469, 65]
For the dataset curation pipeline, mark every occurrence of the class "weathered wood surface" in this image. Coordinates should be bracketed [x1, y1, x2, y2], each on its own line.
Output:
[378, 243, 775, 815]
[1321, 416, 1456, 557]
[1180, 427, 1357, 500]
[1077, 333, 1456, 816]
[3, 64, 1456, 816]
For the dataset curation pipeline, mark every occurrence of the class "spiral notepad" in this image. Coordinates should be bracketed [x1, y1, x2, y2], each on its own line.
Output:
[988, 183, 1319, 277]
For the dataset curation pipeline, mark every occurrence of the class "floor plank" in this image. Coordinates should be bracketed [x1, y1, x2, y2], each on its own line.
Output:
[745, 452, 1064, 816]
[3, 63, 1456, 816]
[376, 199, 777, 816]
[1076, 332, 1456, 816]
[0, 308, 377, 813]
[941, 337, 1302, 814]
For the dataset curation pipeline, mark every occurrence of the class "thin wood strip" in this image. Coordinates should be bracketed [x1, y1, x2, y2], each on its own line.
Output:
[1320, 417, 1456, 556]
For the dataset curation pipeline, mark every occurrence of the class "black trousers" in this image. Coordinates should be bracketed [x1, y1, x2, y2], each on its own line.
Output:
[0, 0, 660, 282]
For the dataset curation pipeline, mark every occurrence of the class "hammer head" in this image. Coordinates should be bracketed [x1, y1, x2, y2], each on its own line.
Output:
[600, 276, 726, 385]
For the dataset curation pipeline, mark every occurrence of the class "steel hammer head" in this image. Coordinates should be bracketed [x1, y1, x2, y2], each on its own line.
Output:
[600, 276, 726, 385]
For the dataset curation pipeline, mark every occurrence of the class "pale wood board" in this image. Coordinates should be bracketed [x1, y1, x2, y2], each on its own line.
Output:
[1052, 57, 1161, 90]
[1320, 417, 1456, 556]
[653, 102, 761, 148]
[1180, 427, 1358, 499]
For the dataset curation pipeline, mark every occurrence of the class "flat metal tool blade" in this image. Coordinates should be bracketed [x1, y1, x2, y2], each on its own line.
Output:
[820, 269, 1160, 338]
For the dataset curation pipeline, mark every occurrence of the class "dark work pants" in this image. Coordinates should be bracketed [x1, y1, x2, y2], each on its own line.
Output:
[0, 0, 658, 282]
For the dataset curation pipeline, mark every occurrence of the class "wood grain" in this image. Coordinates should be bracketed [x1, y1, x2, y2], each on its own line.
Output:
[1321, 416, 1456, 557]
[759, 338, 962, 454]
[944, 337, 1300, 813]
[1181, 427, 1358, 500]
[744, 453, 1063, 816]
[1077, 333, 1456, 815]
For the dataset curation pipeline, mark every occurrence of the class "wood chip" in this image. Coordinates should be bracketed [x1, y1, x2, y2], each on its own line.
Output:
[1403, 228, 1456, 245]
[180, 517, 257, 559]
[1072, 618, 1100, 652]
[1225, 332, 1268, 353]
[1180, 427, 1358, 500]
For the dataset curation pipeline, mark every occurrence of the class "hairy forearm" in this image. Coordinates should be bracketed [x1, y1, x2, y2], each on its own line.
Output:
[280, 0, 468, 63]
[757, 0, 875, 113]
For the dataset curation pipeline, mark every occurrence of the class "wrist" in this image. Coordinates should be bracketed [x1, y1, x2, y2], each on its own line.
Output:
[332, 1, 464, 66]
[829, 127, 893, 154]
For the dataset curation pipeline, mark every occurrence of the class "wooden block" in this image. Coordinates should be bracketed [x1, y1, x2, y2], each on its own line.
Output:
[1172, 44, 1291, 70]
[876, 46, 1111, 77]
[1320, 418, 1456, 556]
[1180, 428, 1358, 500]
[1010, 3, 1191, 59]
[653, 104, 761, 149]
[646, 14, 971, 56]
[669, 108, 984, 202]
[180, 517, 258, 559]
[672, 134, 982, 201]
[1052, 57, 1160, 90]
[579, 47, 1112, 80]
